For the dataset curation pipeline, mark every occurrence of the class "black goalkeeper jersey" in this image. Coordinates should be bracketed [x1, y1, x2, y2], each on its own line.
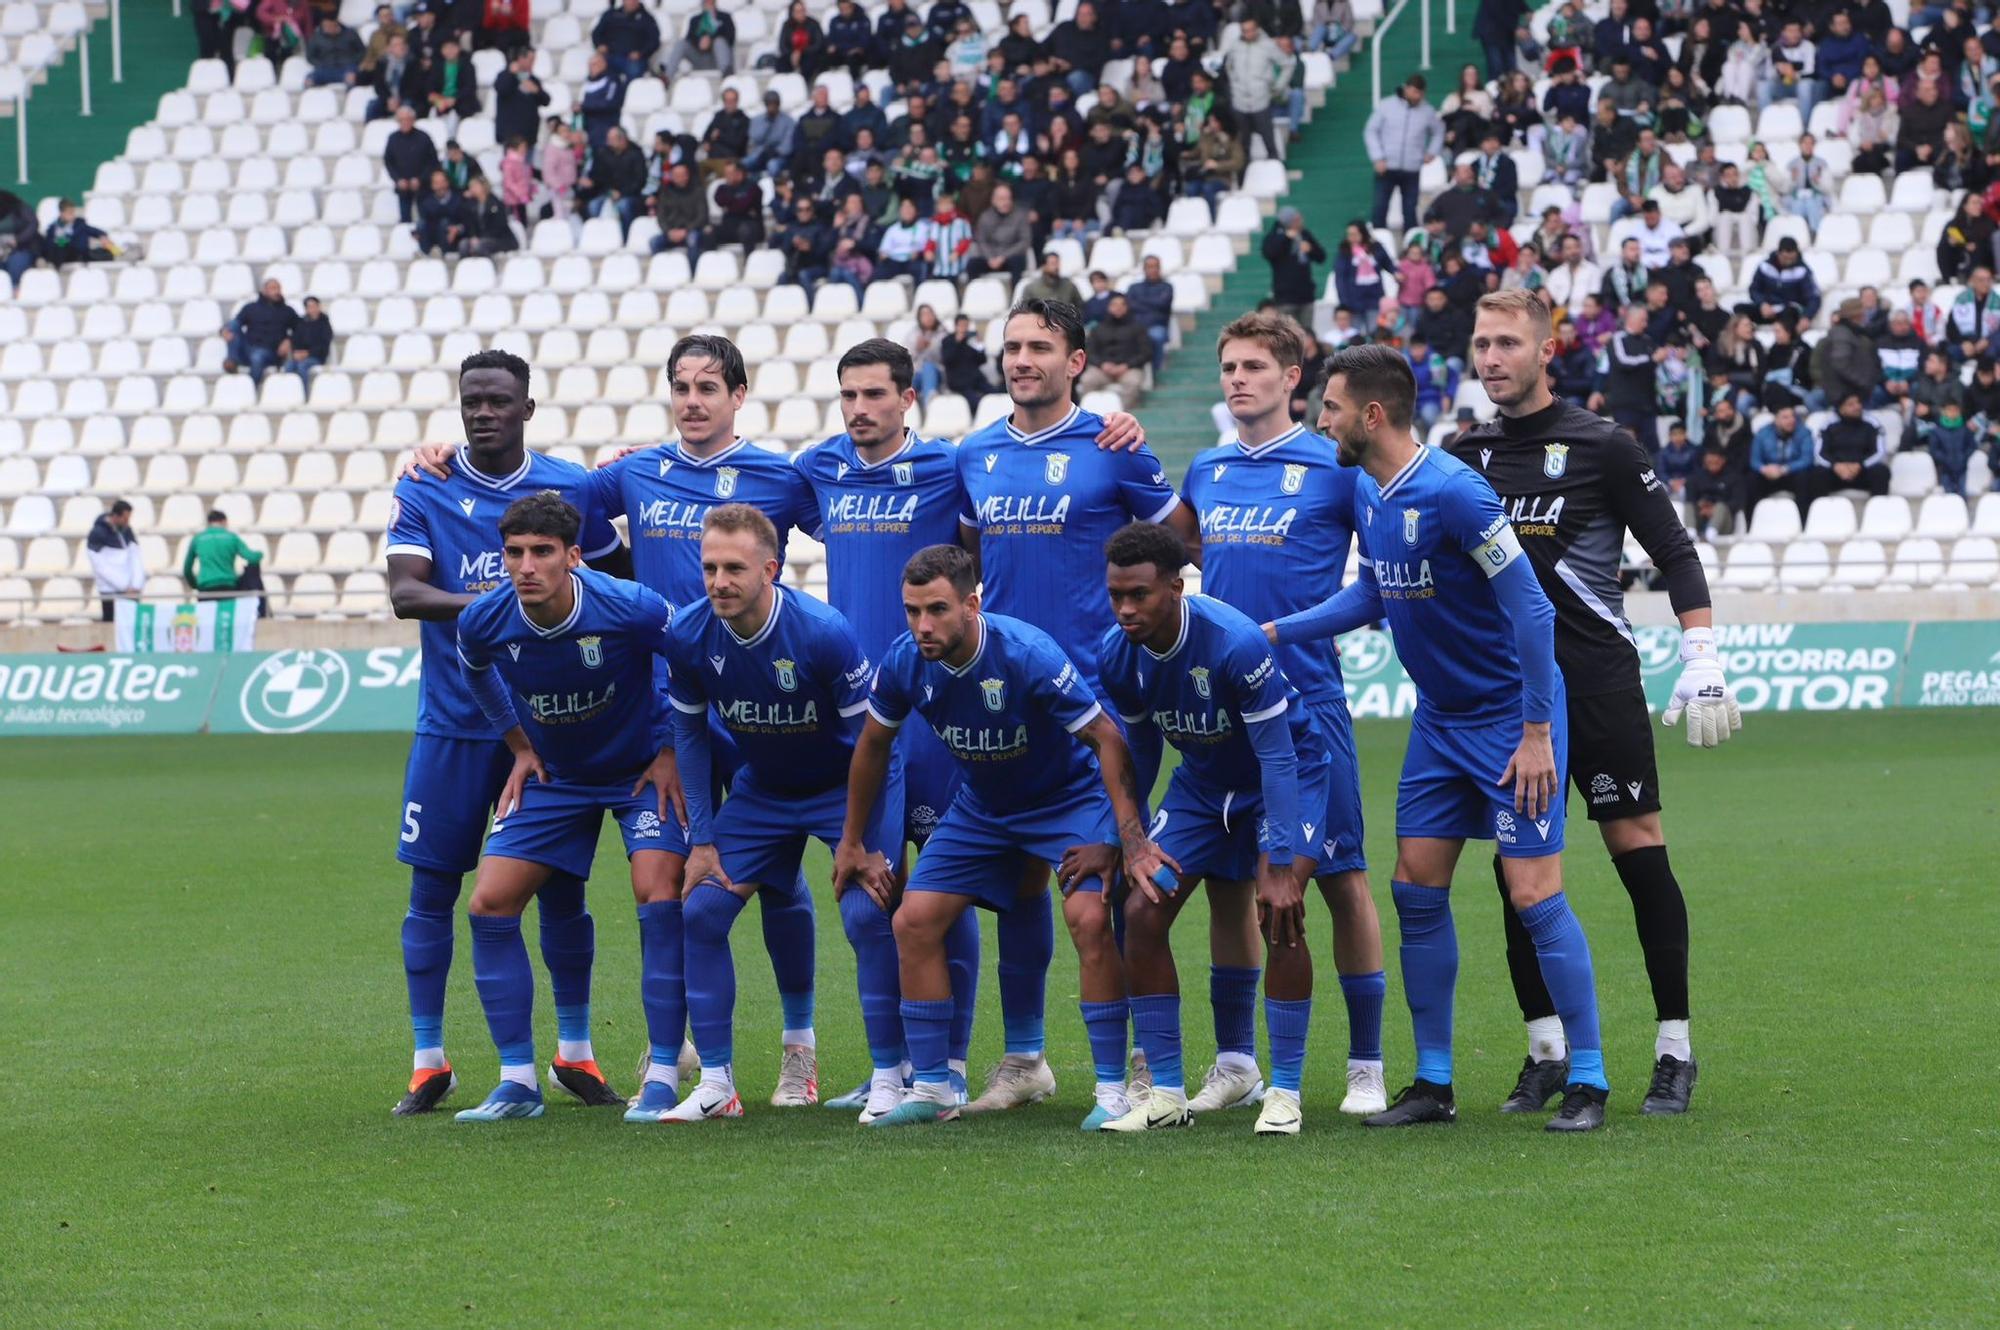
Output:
[1446, 398, 1711, 698]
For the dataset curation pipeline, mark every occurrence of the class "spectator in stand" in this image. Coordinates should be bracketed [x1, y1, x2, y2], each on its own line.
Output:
[501, 137, 535, 224]
[87, 500, 145, 622]
[925, 191, 974, 283]
[1262, 206, 1324, 328]
[744, 91, 797, 178]
[1599, 303, 1663, 446]
[1631, 199, 1685, 269]
[1364, 73, 1442, 232]
[776, 196, 834, 290]
[1650, 163, 1710, 250]
[1812, 299, 1882, 412]
[1465, 129, 1519, 226]
[289, 295, 335, 389]
[413, 169, 466, 256]
[1406, 333, 1458, 429]
[1474, 0, 1526, 81]
[1897, 78, 1952, 172]
[1921, 402, 1976, 496]
[493, 47, 550, 148]
[829, 194, 878, 294]
[1935, 194, 1993, 284]
[909, 303, 947, 402]
[361, 5, 405, 74]
[221, 279, 298, 385]
[1022, 251, 1082, 306]
[1049, 2, 1112, 97]
[1334, 220, 1395, 315]
[458, 176, 519, 257]
[1224, 15, 1288, 161]
[1439, 63, 1494, 154]
[582, 126, 648, 236]
[184, 512, 264, 602]
[652, 161, 709, 258]
[39, 199, 113, 267]
[594, 0, 662, 78]
[1749, 404, 1816, 513]
[1546, 233, 1601, 319]
[307, 13, 366, 86]
[1742, 236, 1820, 325]
[1949, 265, 2000, 363]
[579, 52, 628, 153]
[699, 88, 751, 180]
[1912, 349, 1966, 438]
[252, 0, 309, 67]
[1126, 256, 1176, 371]
[820, 0, 873, 78]
[1108, 163, 1165, 233]
[875, 198, 930, 279]
[441, 139, 484, 192]
[1310, 0, 1359, 61]
[888, 13, 942, 92]
[966, 183, 1031, 279]
[1415, 284, 1471, 368]
[424, 36, 479, 126]
[664, 0, 735, 76]
[1811, 393, 1892, 499]
[1706, 394, 1754, 474]
[1687, 445, 1746, 539]
[1709, 162, 1759, 256]
[1182, 112, 1243, 207]
[774, 1, 824, 76]
[941, 313, 991, 403]
[541, 120, 582, 220]
[1875, 309, 1926, 412]
[1424, 162, 1496, 243]
[793, 87, 845, 178]
[366, 33, 424, 121]
[1080, 293, 1154, 409]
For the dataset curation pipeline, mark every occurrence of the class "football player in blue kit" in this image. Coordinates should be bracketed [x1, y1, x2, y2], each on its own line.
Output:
[449, 493, 689, 1123]
[382, 351, 634, 1116]
[835, 544, 1176, 1130]
[1095, 522, 1331, 1136]
[1180, 313, 1390, 1119]
[952, 298, 1202, 1112]
[1269, 345, 1612, 1133]
[659, 505, 908, 1123]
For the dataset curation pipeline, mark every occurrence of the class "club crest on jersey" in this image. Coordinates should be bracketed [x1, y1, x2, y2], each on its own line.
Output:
[1044, 452, 1071, 485]
[893, 461, 914, 486]
[459, 497, 477, 518]
[1403, 507, 1421, 545]
[979, 677, 1006, 712]
[773, 657, 798, 691]
[1543, 443, 1570, 479]
[1189, 665, 1211, 699]
[714, 466, 740, 498]
[1281, 463, 1307, 495]
[577, 635, 604, 668]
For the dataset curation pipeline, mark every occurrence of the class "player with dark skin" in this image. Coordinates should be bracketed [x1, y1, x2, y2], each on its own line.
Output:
[387, 364, 633, 622]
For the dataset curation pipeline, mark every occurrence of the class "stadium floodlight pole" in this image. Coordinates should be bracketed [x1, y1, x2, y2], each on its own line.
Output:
[1373, 0, 1414, 106]
[79, 28, 92, 117]
[1422, 0, 1430, 70]
[113, 0, 124, 84]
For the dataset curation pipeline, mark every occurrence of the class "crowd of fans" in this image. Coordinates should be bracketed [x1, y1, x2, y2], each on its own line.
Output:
[1321, 0, 2000, 538]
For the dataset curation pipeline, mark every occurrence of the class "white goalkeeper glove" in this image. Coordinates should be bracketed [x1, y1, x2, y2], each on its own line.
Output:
[1661, 626, 1741, 748]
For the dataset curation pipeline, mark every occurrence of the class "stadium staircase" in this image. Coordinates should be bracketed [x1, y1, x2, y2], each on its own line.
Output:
[1146, 0, 1481, 474]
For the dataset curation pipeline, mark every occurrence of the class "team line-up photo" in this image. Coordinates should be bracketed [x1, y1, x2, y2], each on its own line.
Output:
[379, 291, 1734, 1136]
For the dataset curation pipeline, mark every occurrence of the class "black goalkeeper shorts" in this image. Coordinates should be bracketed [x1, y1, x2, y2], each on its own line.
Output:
[1567, 684, 1662, 823]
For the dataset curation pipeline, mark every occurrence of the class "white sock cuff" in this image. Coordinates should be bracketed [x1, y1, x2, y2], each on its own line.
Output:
[781, 1028, 816, 1050]
[1526, 1015, 1568, 1060]
[1216, 1051, 1260, 1076]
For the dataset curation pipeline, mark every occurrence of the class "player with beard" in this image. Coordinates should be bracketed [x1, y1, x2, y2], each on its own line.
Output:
[1450, 289, 1739, 1116]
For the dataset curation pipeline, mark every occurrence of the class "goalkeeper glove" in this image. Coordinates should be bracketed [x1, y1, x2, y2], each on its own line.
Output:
[1661, 626, 1741, 748]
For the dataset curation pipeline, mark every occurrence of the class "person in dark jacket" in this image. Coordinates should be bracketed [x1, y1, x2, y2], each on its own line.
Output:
[423, 37, 479, 120]
[1810, 393, 1892, 500]
[843, 86, 891, 151]
[289, 296, 335, 391]
[1472, 0, 1526, 80]
[578, 52, 628, 153]
[1414, 285, 1473, 366]
[664, 0, 735, 75]
[40, 199, 113, 267]
[383, 106, 440, 223]
[825, 0, 874, 77]
[413, 170, 466, 255]
[925, 0, 972, 47]
[699, 87, 751, 177]
[581, 126, 648, 235]
[1262, 207, 1325, 327]
[940, 314, 991, 403]
[1109, 164, 1164, 233]
[306, 15, 367, 86]
[222, 279, 299, 384]
[652, 161, 710, 257]
[888, 13, 942, 91]
[1125, 255, 1175, 370]
[775, 196, 834, 290]
[87, 500, 144, 621]
[366, 32, 426, 121]
[1598, 302, 1663, 445]
[457, 176, 519, 257]
[1048, 1, 1112, 96]
[493, 47, 550, 147]
[1686, 444, 1747, 537]
[710, 160, 766, 248]
[1423, 162, 1497, 240]
[593, 0, 662, 78]
[1740, 236, 1821, 324]
[774, 0, 826, 76]
[1333, 219, 1395, 314]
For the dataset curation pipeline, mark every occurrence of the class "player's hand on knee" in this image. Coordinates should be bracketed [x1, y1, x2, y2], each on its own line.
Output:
[1115, 830, 1181, 905]
[499, 747, 548, 820]
[830, 836, 876, 902]
[1256, 859, 1305, 949]
[398, 443, 457, 482]
[1057, 841, 1121, 899]
[685, 842, 732, 893]
[1500, 720, 1558, 818]
[633, 746, 688, 829]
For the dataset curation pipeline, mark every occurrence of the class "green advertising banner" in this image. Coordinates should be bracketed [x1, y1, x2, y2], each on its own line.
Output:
[1901, 621, 2000, 707]
[208, 648, 422, 735]
[1631, 622, 1910, 713]
[0, 654, 224, 735]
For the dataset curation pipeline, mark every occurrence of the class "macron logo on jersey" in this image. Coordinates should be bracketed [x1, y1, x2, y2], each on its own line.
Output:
[459, 498, 477, 518]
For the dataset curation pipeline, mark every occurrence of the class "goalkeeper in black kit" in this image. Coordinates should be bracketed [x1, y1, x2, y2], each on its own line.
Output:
[1447, 290, 1742, 1116]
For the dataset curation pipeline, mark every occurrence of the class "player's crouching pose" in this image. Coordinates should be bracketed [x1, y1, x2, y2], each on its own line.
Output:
[836, 545, 1176, 1130]
[1096, 522, 1330, 1135]
[662, 505, 907, 1123]
[1271, 347, 1613, 1133]
[450, 493, 691, 1123]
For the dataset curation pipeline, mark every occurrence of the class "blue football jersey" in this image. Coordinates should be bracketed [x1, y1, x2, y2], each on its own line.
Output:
[957, 404, 1181, 689]
[580, 438, 818, 608]
[1183, 424, 1359, 705]
[793, 429, 968, 658]
[385, 451, 620, 740]
[1354, 446, 1536, 726]
[663, 585, 873, 796]
[867, 612, 1103, 813]
[454, 568, 675, 782]
[1097, 594, 1312, 792]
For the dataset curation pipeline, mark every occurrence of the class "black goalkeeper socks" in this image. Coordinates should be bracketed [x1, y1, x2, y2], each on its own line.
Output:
[1612, 844, 1692, 1023]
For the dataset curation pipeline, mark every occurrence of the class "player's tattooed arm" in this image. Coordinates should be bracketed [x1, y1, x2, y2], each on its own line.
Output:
[1077, 713, 1180, 903]
[387, 554, 475, 621]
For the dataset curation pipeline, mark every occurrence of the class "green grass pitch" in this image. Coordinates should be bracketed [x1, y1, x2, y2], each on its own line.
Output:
[3, 710, 1996, 1326]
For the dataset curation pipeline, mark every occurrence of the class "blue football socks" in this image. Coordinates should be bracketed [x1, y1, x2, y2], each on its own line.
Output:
[839, 888, 906, 1071]
[1518, 892, 1608, 1091]
[683, 882, 746, 1068]
[402, 868, 460, 1056]
[1079, 999, 1130, 1087]
[900, 997, 954, 1087]
[1392, 880, 1458, 1086]
[468, 913, 535, 1072]
[761, 871, 816, 1039]
[1339, 970, 1387, 1063]
[944, 905, 980, 1064]
[537, 872, 594, 1053]
[997, 893, 1054, 1056]
[1129, 994, 1184, 1093]
[1211, 964, 1261, 1059]
[1264, 997, 1313, 1093]
[635, 899, 686, 1080]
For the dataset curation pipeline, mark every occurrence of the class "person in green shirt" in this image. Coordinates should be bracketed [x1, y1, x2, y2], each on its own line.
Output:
[183, 511, 262, 594]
